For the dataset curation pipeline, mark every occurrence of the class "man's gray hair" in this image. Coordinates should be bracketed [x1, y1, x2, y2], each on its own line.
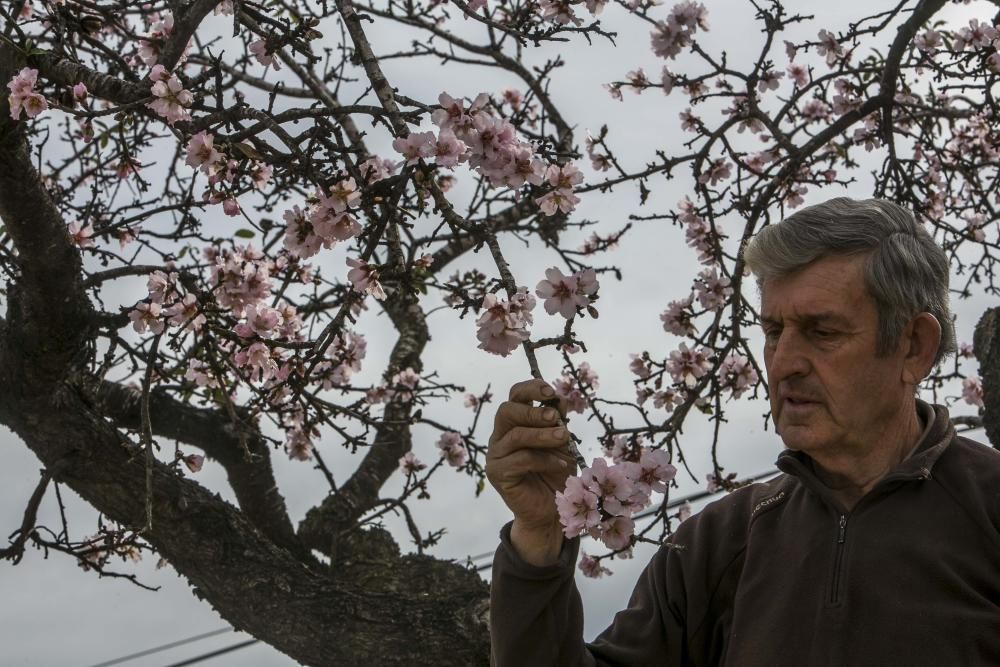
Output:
[743, 197, 956, 366]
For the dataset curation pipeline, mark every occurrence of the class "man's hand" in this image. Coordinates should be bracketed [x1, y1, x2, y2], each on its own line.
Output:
[486, 378, 576, 566]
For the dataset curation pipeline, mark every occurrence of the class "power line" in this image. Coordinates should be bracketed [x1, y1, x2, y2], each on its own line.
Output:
[86, 628, 234, 667]
[162, 639, 259, 667]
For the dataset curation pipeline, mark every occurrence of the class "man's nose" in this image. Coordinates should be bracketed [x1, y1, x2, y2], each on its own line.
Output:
[766, 330, 810, 381]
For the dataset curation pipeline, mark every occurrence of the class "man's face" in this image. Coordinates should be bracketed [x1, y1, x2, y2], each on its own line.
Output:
[761, 254, 908, 457]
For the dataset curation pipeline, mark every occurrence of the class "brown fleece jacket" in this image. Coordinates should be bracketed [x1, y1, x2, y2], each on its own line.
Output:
[490, 401, 1000, 666]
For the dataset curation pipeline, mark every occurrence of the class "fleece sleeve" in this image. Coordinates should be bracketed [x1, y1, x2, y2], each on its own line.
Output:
[489, 521, 690, 666]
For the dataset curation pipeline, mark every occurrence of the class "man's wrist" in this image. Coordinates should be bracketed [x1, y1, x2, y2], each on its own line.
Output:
[510, 519, 565, 567]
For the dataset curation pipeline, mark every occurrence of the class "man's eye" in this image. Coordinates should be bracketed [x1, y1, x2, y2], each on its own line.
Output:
[813, 329, 835, 339]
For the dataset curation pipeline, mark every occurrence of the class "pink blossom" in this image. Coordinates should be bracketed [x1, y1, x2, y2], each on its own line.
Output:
[7, 67, 48, 120]
[392, 131, 436, 166]
[432, 129, 468, 167]
[214, 1, 235, 14]
[67, 221, 95, 249]
[185, 130, 222, 174]
[146, 270, 177, 304]
[580, 458, 634, 516]
[959, 342, 975, 359]
[694, 268, 733, 310]
[235, 303, 282, 338]
[164, 294, 205, 331]
[222, 198, 240, 216]
[233, 341, 279, 383]
[787, 63, 808, 87]
[677, 501, 692, 522]
[667, 343, 713, 388]
[185, 359, 218, 388]
[535, 267, 582, 319]
[660, 296, 696, 336]
[249, 39, 281, 70]
[431, 92, 490, 135]
[282, 206, 323, 259]
[554, 362, 598, 414]
[182, 454, 204, 473]
[718, 353, 759, 399]
[597, 515, 634, 550]
[147, 73, 193, 125]
[72, 82, 88, 104]
[579, 553, 612, 578]
[149, 64, 170, 82]
[602, 435, 630, 464]
[546, 163, 584, 190]
[555, 476, 601, 538]
[913, 28, 942, 53]
[706, 472, 722, 493]
[399, 452, 427, 474]
[630, 448, 677, 495]
[953, 19, 997, 52]
[652, 387, 683, 411]
[250, 161, 272, 190]
[437, 431, 468, 467]
[475, 289, 535, 357]
[697, 158, 732, 186]
[318, 178, 361, 214]
[629, 353, 651, 379]
[535, 188, 580, 216]
[757, 70, 783, 92]
[800, 99, 831, 122]
[816, 29, 843, 66]
[285, 428, 313, 461]
[346, 258, 387, 300]
[359, 156, 396, 183]
[962, 376, 984, 407]
[679, 108, 699, 132]
[129, 301, 164, 335]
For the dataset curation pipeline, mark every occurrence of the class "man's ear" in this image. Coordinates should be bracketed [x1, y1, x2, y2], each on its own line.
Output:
[900, 312, 942, 385]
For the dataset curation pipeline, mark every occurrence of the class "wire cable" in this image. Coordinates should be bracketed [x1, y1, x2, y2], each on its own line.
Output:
[86, 628, 234, 667]
[161, 639, 259, 667]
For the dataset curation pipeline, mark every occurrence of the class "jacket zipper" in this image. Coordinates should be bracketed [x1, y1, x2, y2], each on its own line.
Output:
[830, 513, 848, 604]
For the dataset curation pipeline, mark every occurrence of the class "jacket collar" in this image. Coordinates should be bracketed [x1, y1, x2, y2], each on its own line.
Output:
[775, 400, 955, 493]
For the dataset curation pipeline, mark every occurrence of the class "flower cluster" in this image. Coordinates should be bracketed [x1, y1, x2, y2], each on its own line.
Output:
[666, 343, 713, 388]
[475, 288, 536, 357]
[128, 268, 206, 335]
[393, 92, 581, 216]
[313, 331, 367, 390]
[147, 65, 193, 125]
[7, 68, 47, 121]
[650, 1, 709, 60]
[534, 267, 599, 319]
[556, 450, 677, 550]
[398, 451, 427, 475]
[437, 431, 468, 467]
[962, 376, 984, 407]
[717, 353, 759, 399]
[554, 362, 599, 414]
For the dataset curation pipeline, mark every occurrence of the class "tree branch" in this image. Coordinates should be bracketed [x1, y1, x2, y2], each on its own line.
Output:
[89, 379, 306, 558]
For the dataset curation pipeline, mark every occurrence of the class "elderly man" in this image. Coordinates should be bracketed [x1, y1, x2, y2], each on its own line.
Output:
[486, 198, 1000, 665]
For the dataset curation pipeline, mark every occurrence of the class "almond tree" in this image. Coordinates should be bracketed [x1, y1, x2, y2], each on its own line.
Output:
[1, 0, 997, 664]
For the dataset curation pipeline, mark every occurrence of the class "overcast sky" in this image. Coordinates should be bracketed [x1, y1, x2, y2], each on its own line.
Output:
[1, 0, 994, 665]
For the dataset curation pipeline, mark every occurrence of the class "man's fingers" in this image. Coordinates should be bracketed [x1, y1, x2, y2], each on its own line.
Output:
[489, 424, 569, 459]
[487, 448, 569, 481]
[508, 378, 557, 404]
[492, 401, 563, 438]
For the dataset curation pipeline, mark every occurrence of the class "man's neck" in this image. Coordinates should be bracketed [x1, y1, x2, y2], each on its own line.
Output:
[810, 403, 925, 512]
